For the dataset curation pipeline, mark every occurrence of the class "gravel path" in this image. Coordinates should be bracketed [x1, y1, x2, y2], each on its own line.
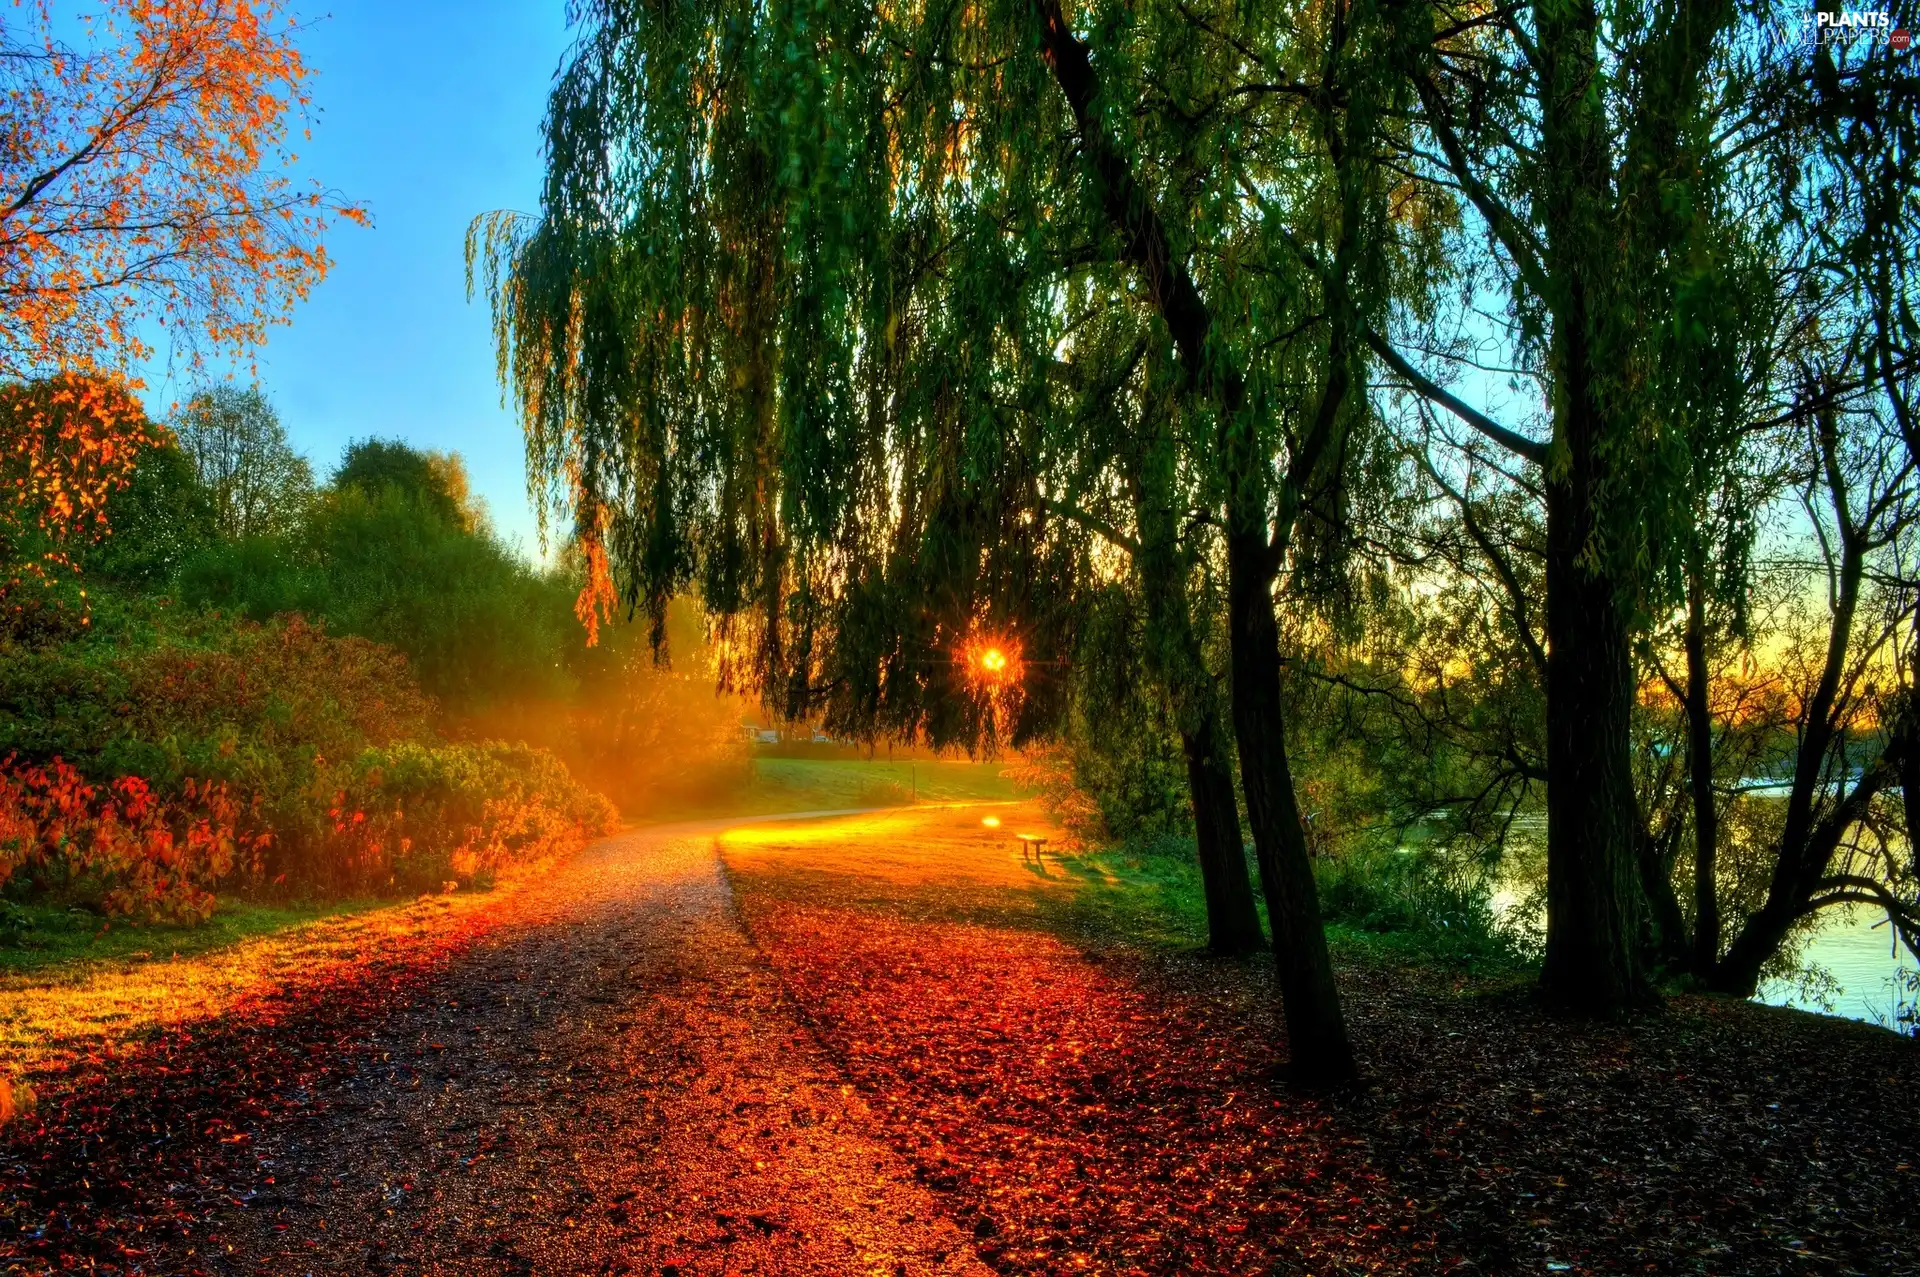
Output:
[181, 816, 991, 1276]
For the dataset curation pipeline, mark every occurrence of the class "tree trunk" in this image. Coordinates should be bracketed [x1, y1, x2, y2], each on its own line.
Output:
[1124, 416, 1264, 956]
[1029, 0, 1353, 1080]
[1684, 570, 1720, 974]
[1636, 821, 1690, 968]
[1710, 417, 1865, 996]
[1225, 516, 1357, 1086]
[1529, 0, 1657, 1015]
[1538, 455, 1653, 1012]
[1179, 720, 1265, 954]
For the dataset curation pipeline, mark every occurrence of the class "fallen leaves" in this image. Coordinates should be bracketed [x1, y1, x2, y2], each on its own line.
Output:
[0, 879, 545, 1271]
[734, 893, 1434, 1274]
[723, 810, 1920, 1276]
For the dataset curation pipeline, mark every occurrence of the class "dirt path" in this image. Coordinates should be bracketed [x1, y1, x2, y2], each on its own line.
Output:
[176, 814, 993, 1276]
[17, 802, 1916, 1275]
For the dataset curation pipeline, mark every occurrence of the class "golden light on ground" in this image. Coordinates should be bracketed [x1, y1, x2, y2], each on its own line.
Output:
[981, 816, 1001, 828]
[719, 803, 1064, 890]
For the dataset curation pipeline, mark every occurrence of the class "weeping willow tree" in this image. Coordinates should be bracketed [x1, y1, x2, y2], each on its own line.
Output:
[469, 0, 1082, 753]
[472, 0, 1438, 1085]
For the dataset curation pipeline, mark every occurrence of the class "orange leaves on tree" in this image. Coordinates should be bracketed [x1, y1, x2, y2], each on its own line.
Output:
[0, 372, 159, 631]
[575, 518, 617, 647]
[0, 0, 364, 377]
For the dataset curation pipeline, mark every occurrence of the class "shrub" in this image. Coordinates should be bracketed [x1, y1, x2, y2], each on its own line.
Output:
[0, 757, 268, 923]
[0, 612, 618, 904]
[0, 612, 434, 799]
[314, 741, 619, 894]
[1313, 848, 1524, 968]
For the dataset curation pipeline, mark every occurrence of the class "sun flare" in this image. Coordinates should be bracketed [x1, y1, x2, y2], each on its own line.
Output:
[964, 636, 1023, 688]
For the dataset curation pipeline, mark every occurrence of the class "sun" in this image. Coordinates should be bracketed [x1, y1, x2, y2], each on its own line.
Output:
[964, 636, 1022, 688]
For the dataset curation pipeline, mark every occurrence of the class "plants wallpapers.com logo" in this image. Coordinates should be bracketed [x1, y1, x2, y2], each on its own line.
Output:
[1794, 10, 1911, 48]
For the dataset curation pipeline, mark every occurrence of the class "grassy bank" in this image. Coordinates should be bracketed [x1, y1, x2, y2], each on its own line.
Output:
[1047, 834, 1530, 973]
[648, 755, 1021, 821]
[0, 896, 386, 977]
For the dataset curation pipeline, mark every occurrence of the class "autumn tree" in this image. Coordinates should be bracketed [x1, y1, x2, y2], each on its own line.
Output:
[0, 0, 362, 378]
[0, 372, 158, 633]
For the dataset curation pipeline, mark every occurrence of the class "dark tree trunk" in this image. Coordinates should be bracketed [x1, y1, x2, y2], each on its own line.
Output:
[1710, 416, 1867, 995]
[1684, 571, 1720, 974]
[1709, 755, 1901, 994]
[1125, 417, 1265, 956]
[1709, 433, 1859, 996]
[1529, 0, 1658, 1014]
[1179, 721, 1265, 954]
[1901, 702, 1920, 886]
[1636, 822, 1690, 968]
[1538, 422, 1653, 1012]
[1225, 517, 1357, 1087]
[1031, 0, 1354, 1080]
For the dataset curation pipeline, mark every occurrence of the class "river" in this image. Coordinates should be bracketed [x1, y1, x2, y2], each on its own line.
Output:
[1487, 836, 1915, 1032]
[1759, 903, 1916, 1030]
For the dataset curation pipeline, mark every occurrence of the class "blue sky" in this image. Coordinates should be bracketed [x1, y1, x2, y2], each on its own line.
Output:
[143, 1, 575, 556]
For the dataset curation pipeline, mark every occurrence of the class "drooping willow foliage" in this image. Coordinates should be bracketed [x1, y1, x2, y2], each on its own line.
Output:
[469, 0, 1409, 752]
[473, 0, 1920, 1018]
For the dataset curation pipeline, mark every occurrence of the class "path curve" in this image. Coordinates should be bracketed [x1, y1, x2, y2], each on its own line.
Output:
[183, 814, 997, 1276]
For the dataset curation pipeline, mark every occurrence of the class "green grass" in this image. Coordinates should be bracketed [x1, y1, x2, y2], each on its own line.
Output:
[649, 756, 1022, 820]
[0, 896, 383, 977]
[1041, 835, 1532, 973]
[1048, 835, 1222, 949]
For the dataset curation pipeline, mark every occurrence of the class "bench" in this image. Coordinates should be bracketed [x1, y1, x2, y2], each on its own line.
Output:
[1016, 833, 1049, 867]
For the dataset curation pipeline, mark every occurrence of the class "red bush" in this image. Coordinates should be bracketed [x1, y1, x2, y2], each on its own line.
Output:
[0, 756, 268, 923]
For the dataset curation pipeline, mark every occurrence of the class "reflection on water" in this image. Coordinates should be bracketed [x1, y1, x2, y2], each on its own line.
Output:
[1760, 904, 1916, 1031]
[1486, 830, 1915, 1033]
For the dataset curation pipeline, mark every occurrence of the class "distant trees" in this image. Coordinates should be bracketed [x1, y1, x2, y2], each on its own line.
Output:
[170, 385, 312, 538]
[175, 435, 573, 709]
[0, 0, 362, 378]
[334, 439, 479, 532]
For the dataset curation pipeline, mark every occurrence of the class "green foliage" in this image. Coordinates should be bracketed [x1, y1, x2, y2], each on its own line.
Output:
[0, 610, 431, 792]
[332, 437, 474, 530]
[1314, 849, 1525, 971]
[85, 443, 218, 585]
[469, 0, 1406, 749]
[170, 385, 313, 540]
[177, 447, 576, 710]
[324, 739, 618, 894]
[1062, 585, 1192, 840]
[0, 606, 616, 900]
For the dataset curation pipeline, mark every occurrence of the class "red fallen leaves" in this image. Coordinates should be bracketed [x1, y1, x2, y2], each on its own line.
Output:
[734, 894, 1442, 1274]
[734, 874, 1920, 1276]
